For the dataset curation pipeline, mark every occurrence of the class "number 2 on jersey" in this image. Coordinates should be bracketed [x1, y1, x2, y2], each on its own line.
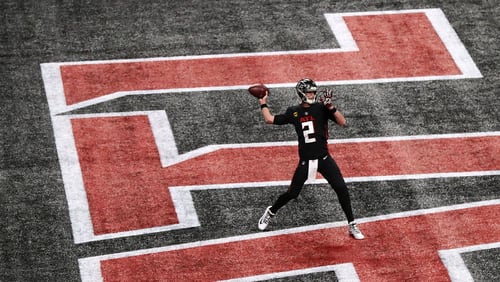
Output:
[302, 121, 316, 143]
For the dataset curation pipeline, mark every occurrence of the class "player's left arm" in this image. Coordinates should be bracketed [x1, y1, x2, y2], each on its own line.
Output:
[331, 109, 347, 127]
[320, 89, 347, 126]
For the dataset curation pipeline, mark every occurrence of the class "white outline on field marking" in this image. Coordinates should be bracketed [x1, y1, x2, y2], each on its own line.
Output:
[439, 242, 500, 282]
[165, 131, 500, 168]
[169, 170, 500, 235]
[41, 8, 482, 115]
[220, 263, 360, 282]
[48, 111, 194, 243]
[78, 200, 500, 282]
[54, 114, 500, 243]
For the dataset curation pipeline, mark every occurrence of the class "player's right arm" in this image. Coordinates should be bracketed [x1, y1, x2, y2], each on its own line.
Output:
[259, 95, 275, 124]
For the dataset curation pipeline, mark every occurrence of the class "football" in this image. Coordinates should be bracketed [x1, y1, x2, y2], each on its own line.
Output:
[248, 84, 269, 99]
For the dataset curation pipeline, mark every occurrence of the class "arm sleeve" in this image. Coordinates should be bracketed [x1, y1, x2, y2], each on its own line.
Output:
[324, 106, 337, 122]
[273, 114, 289, 125]
[273, 108, 293, 125]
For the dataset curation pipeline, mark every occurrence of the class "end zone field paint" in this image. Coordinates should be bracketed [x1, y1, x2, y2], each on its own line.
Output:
[42, 8, 481, 114]
[40, 7, 491, 249]
[79, 200, 500, 281]
[69, 113, 498, 240]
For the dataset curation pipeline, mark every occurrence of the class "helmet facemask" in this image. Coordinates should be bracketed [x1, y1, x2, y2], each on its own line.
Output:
[295, 78, 318, 104]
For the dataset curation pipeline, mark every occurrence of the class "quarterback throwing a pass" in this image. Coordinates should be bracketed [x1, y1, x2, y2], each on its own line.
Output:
[257, 78, 364, 240]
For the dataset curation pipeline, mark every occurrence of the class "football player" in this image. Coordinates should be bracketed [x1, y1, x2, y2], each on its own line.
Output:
[257, 78, 364, 240]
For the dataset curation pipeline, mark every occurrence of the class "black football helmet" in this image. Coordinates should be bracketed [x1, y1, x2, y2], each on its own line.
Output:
[295, 78, 318, 104]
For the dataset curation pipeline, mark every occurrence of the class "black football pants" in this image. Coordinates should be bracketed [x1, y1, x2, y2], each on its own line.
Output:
[270, 154, 355, 223]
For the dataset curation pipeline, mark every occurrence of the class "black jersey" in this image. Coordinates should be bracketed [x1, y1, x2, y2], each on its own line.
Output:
[274, 103, 336, 160]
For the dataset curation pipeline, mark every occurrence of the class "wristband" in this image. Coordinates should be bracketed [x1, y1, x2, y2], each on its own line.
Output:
[330, 107, 337, 113]
[260, 104, 269, 109]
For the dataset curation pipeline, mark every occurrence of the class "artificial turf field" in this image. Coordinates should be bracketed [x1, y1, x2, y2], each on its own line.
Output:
[1, 1, 499, 281]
